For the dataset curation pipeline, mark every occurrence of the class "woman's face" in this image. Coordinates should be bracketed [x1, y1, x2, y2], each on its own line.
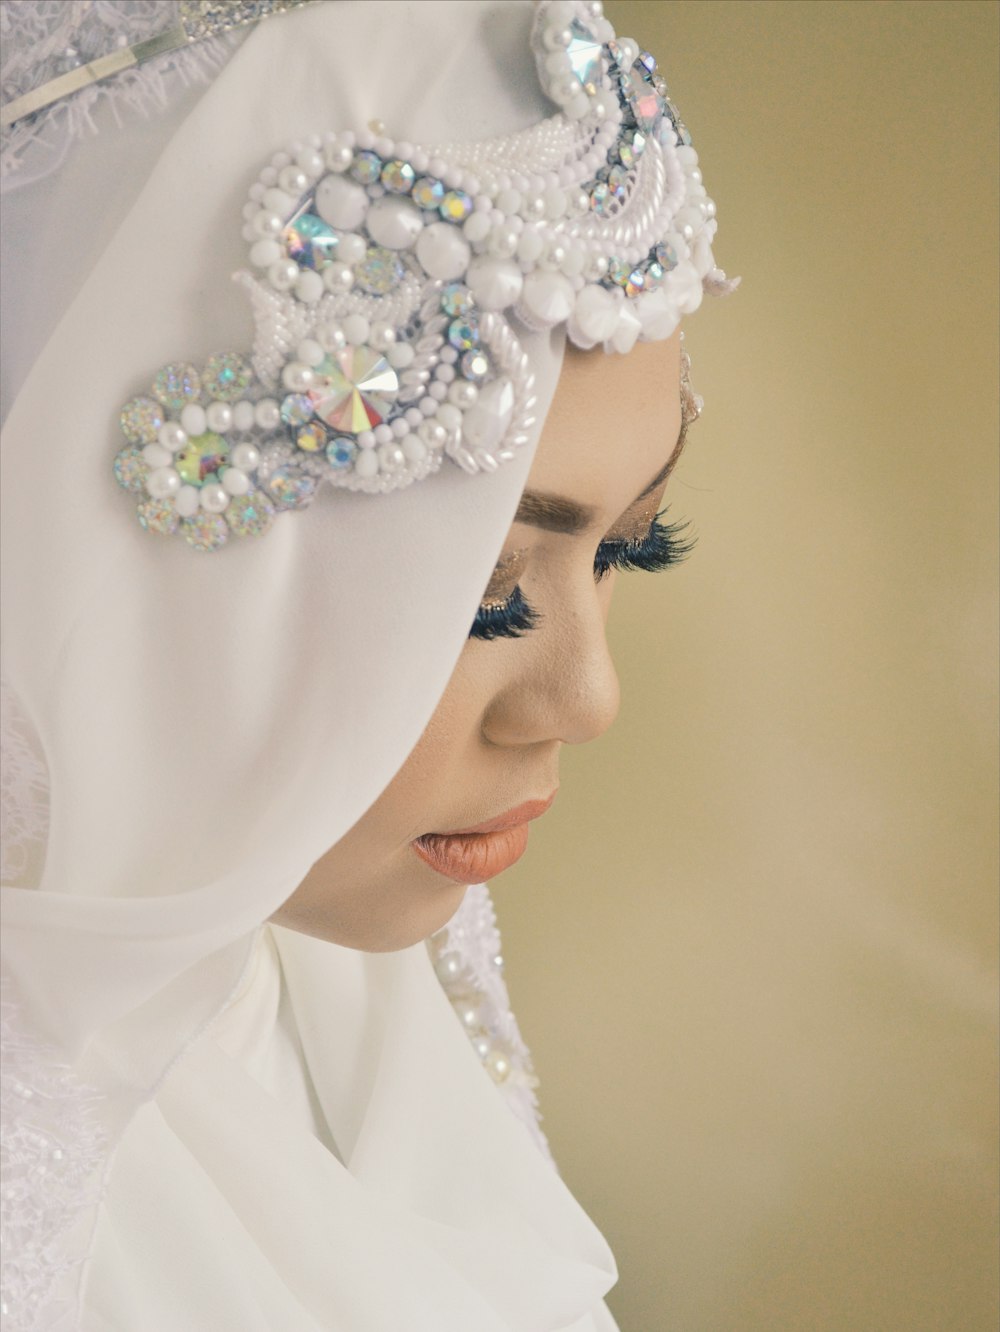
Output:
[271, 332, 687, 950]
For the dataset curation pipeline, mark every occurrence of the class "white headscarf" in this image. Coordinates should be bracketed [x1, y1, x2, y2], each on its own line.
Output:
[0, 2, 727, 1326]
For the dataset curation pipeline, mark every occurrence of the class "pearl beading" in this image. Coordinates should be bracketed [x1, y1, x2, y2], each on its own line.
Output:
[113, 0, 735, 551]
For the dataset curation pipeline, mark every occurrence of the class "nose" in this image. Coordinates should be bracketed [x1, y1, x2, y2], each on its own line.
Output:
[481, 591, 621, 748]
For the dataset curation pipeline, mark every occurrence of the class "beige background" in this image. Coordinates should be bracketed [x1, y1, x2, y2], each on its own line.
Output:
[494, 2, 1000, 1328]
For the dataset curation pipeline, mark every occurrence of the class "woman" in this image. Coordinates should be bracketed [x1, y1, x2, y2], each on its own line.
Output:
[0, 1, 733, 1326]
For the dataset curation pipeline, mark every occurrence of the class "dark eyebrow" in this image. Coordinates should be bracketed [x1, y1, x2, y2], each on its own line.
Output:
[514, 417, 689, 536]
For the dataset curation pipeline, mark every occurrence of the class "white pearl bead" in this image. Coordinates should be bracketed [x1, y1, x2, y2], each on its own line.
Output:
[315, 173, 368, 230]
[356, 430, 376, 450]
[496, 188, 521, 215]
[543, 187, 567, 219]
[147, 467, 181, 499]
[415, 222, 471, 281]
[387, 341, 415, 368]
[461, 377, 514, 450]
[158, 421, 187, 452]
[295, 147, 324, 176]
[268, 260, 299, 291]
[436, 403, 462, 430]
[324, 141, 353, 172]
[296, 339, 325, 367]
[174, 486, 200, 517]
[278, 165, 309, 194]
[254, 399, 281, 429]
[402, 436, 428, 463]
[369, 321, 397, 350]
[178, 404, 205, 437]
[515, 229, 544, 264]
[263, 188, 292, 214]
[222, 467, 250, 496]
[448, 380, 478, 409]
[466, 255, 522, 310]
[487, 225, 519, 260]
[282, 362, 315, 392]
[204, 402, 232, 433]
[366, 196, 423, 250]
[323, 262, 354, 293]
[418, 420, 447, 449]
[250, 239, 281, 269]
[251, 210, 283, 239]
[354, 449, 378, 479]
[428, 381, 447, 401]
[231, 443, 260, 470]
[232, 400, 256, 431]
[318, 324, 347, 351]
[373, 423, 393, 444]
[463, 211, 492, 244]
[199, 483, 229, 513]
[142, 443, 173, 468]
[337, 232, 366, 264]
[294, 270, 324, 303]
[559, 244, 585, 277]
[343, 314, 370, 345]
[519, 270, 575, 325]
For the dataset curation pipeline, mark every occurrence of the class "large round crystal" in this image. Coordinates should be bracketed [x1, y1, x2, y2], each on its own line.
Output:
[309, 346, 399, 432]
[175, 432, 230, 487]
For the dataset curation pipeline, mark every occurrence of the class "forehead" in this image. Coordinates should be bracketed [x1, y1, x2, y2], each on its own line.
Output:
[526, 335, 684, 519]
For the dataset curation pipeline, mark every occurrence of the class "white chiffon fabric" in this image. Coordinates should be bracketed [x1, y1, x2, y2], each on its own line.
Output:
[1, 2, 623, 1327]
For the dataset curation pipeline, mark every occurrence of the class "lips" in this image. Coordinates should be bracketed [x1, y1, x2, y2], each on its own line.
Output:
[412, 793, 556, 884]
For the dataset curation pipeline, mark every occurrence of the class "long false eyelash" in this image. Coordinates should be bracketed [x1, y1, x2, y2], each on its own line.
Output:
[469, 585, 541, 641]
[593, 511, 695, 582]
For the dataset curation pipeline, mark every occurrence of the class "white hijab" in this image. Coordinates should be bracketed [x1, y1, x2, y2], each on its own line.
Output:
[0, 2, 628, 1328]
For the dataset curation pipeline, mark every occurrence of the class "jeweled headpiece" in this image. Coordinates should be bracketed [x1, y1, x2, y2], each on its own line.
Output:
[112, 0, 737, 551]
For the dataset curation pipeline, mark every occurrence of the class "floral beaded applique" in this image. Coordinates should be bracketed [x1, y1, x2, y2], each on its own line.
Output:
[113, 0, 733, 551]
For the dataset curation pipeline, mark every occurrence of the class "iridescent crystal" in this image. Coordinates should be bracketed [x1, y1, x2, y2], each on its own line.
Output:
[608, 164, 629, 200]
[655, 240, 678, 271]
[284, 211, 339, 270]
[461, 348, 490, 382]
[354, 245, 404, 295]
[265, 466, 317, 509]
[412, 177, 445, 210]
[113, 447, 150, 493]
[448, 318, 479, 351]
[639, 50, 657, 74]
[441, 284, 474, 317]
[137, 499, 179, 535]
[310, 346, 399, 432]
[589, 182, 613, 216]
[182, 512, 230, 551]
[120, 396, 165, 444]
[566, 19, 602, 92]
[203, 352, 252, 401]
[226, 491, 276, 538]
[646, 260, 665, 285]
[626, 61, 665, 133]
[295, 421, 327, 452]
[326, 436, 358, 469]
[175, 432, 230, 486]
[440, 190, 473, 222]
[618, 130, 646, 168]
[152, 363, 201, 411]
[351, 150, 382, 185]
[381, 160, 415, 193]
[281, 394, 314, 426]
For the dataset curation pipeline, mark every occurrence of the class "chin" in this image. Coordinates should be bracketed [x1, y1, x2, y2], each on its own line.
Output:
[271, 878, 469, 952]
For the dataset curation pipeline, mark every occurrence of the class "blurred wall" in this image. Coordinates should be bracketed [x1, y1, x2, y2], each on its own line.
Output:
[494, 3, 999, 1328]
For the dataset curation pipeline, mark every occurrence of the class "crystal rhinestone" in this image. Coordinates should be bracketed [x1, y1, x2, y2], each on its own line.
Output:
[439, 190, 473, 223]
[381, 159, 415, 193]
[310, 346, 399, 432]
[113, 447, 150, 493]
[618, 131, 646, 167]
[354, 245, 404, 295]
[655, 240, 679, 271]
[152, 363, 201, 411]
[265, 466, 317, 509]
[447, 318, 479, 351]
[440, 283, 474, 317]
[182, 512, 230, 551]
[626, 61, 665, 133]
[281, 393, 315, 427]
[295, 421, 327, 452]
[175, 432, 230, 487]
[350, 150, 382, 185]
[326, 436, 358, 469]
[461, 348, 490, 382]
[284, 210, 339, 270]
[646, 260, 665, 285]
[226, 490, 276, 538]
[412, 177, 445, 210]
[120, 396, 165, 444]
[203, 353, 252, 401]
[608, 164, 630, 200]
[137, 499, 179, 535]
[589, 182, 613, 217]
[639, 50, 657, 74]
[566, 18, 603, 92]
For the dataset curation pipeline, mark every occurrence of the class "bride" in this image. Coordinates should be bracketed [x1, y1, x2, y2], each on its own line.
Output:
[0, 1, 734, 1326]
